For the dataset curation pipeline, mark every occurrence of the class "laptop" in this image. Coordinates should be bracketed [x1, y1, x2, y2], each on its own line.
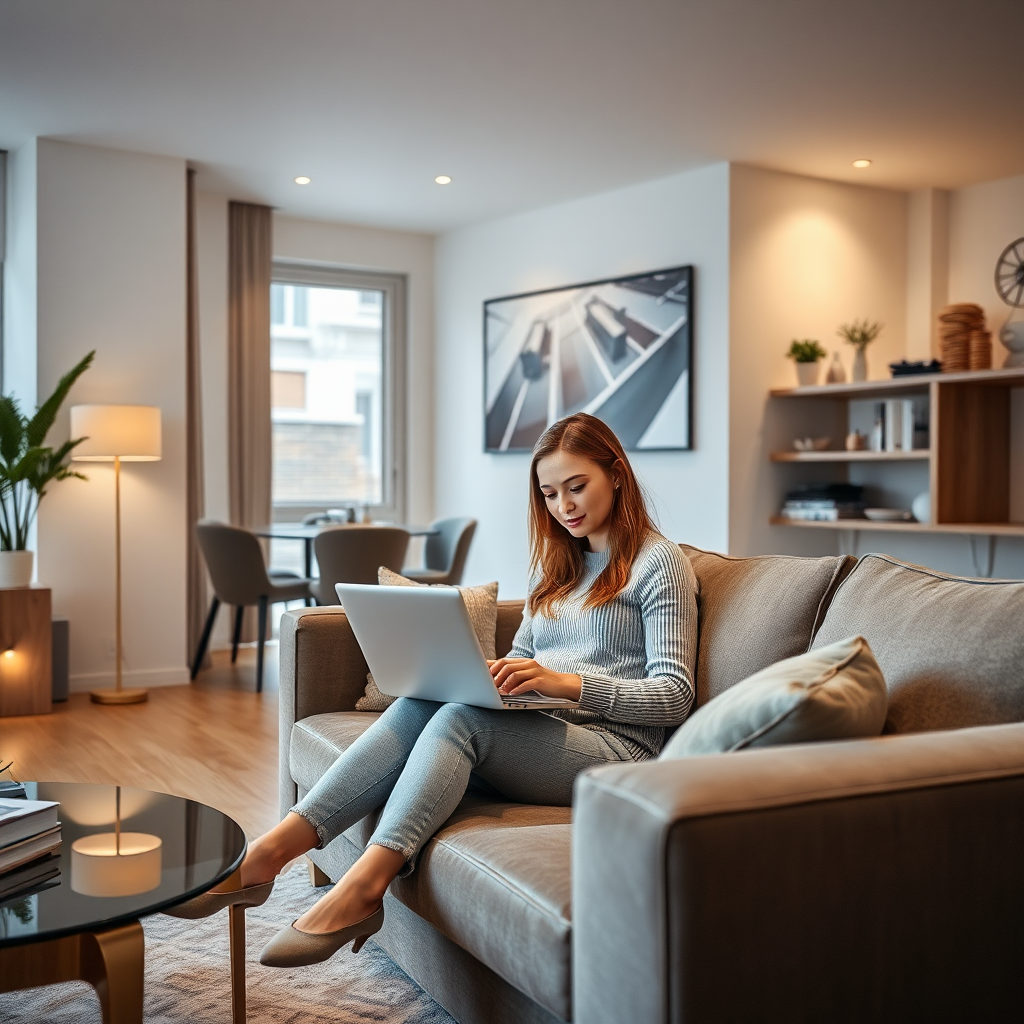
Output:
[335, 583, 581, 711]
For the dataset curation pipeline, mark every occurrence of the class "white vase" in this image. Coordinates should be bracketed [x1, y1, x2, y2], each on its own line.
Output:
[0, 550, 34, 588]
[795, 361, 820, 387]
[852, 349, 868, 382]
[1000, 320, 1024, 368]
[911, 492, 931, 525]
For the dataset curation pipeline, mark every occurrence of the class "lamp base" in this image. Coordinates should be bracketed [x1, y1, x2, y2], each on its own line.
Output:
[90, 688, 149, 705]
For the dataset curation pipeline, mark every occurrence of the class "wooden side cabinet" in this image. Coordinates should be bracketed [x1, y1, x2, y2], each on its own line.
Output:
[0, 586, 53, 717]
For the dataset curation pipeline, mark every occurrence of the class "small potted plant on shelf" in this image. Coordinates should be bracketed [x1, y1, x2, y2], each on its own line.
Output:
[786, 339, 827, 386]
[837, 319, 883, 382]
[0, 351, 94, 588]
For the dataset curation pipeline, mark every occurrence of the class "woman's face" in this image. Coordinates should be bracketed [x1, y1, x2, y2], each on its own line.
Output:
[536, 450, 618, 552]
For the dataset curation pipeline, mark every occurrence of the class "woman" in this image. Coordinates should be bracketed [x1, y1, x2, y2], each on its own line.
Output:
[172, 412, 697, 968]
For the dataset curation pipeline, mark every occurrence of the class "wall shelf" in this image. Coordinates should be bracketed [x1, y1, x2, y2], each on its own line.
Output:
[770, 367, 1024, 400]
[770, 517, 1024, 537]
[768, 368, 1024, 572]
[770, 449, 931, 463]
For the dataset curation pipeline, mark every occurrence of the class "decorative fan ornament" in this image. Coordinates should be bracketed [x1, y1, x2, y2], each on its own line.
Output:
[995, 237, 1024, 367]
[995, 237, 1024, 308]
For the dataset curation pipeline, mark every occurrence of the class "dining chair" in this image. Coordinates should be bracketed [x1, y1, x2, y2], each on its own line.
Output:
[309, 525, 411, 604]
[192, 520, 313, 692]
[402, 517, 477, 586]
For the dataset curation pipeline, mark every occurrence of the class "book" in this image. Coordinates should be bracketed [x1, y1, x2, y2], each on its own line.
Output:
[0, 798, 59, 847]
[0, 852, 61, 904]
[0, 824, 62, 875]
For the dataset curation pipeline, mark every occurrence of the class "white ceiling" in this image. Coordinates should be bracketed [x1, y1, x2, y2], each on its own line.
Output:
[2, 0, 1023, 233]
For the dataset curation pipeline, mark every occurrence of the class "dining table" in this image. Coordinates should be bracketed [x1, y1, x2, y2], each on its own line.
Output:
[255, 522, 438, 578]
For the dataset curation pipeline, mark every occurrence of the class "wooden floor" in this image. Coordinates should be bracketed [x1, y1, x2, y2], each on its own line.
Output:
[0, 646, 281, 838]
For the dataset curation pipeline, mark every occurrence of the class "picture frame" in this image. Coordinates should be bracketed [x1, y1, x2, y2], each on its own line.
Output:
[483, 265, 693, 452]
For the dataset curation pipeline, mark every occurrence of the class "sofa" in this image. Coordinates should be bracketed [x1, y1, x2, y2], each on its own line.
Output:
[279, 546, 1024, 1024]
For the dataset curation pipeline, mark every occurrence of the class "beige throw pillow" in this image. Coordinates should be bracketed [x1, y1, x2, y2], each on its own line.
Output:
[355, 568, 499, 712]
[660, 635, 887, 758]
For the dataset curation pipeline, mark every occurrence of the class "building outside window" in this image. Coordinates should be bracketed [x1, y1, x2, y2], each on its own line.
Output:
[269, 264, 406, 530]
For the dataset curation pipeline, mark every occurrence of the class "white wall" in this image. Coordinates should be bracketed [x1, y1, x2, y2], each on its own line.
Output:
[434, 163, 731, 599]
[3, 139, 38, 407]
[33, 139, 188, 691]
[728, 165, 909, 558]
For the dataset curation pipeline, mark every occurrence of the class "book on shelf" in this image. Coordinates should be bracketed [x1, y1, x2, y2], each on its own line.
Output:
[872, 398, 928, 452]
[0, 798, 61, 876]
[780, 484, 866, 522]
[780, 504, 866, 522]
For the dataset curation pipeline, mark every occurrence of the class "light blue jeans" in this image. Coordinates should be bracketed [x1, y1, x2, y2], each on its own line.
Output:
[291, 697, 632, 874]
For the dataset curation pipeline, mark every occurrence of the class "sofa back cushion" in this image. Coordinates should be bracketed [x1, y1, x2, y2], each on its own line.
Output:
[495, 600, 527, 658]
[812, 553, 1024, 734]
[681, 544, 856, 708]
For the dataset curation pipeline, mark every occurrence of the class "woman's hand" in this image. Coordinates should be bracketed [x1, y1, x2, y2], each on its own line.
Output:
[488, 658, 583, 702]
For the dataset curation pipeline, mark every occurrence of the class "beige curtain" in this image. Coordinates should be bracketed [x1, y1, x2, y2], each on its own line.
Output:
[185, 169, 209, 671]
[228, 201, 273, 641]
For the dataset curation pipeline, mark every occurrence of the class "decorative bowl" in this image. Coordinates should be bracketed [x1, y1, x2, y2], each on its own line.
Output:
[864, 508, 914, 522]
[793, 437, 831, 452]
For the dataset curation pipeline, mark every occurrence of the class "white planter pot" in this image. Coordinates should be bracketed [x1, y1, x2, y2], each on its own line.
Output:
[795, 361, 820, 387]
[0, 550, 34, 588]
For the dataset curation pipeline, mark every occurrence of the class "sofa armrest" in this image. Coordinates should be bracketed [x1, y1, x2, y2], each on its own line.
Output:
[573, 722, 1024, 1024]
[279, 606, 371, 819]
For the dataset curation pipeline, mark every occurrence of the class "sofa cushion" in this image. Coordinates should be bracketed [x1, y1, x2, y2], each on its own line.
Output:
[811, 553, 1024, 733]
[291, 710, 573, 1020]
[290, 711, 383, 793]
[660, 635, 887, 757]
[681, 544, 856, 707]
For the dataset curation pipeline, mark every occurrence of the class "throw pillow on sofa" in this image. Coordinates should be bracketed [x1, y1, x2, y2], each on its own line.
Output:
[811, 553, 1024, 734]
[680, 545, 856, 708]
[355, 568, 499, 711]
[660, 635, 887, 757]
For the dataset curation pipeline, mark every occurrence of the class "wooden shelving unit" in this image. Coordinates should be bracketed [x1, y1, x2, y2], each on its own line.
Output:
[769, 368, 1024, 542]
[770, 517, 1024, 537]
[770, 450, 930, 463]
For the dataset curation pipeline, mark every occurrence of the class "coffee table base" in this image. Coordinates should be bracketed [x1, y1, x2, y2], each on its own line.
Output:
[0, 920, 144, 1024]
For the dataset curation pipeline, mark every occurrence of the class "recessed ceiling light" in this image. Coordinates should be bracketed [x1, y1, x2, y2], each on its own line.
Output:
[852, 159, 872, 169]
[294, 176, 311, 185]
[434, 175, 452, 185]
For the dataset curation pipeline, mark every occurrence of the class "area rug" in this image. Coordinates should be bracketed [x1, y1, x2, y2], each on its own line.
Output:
[0, 865, 456, 1023]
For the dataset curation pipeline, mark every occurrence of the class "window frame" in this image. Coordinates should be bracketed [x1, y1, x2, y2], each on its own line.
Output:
[270, 260, 407, 525]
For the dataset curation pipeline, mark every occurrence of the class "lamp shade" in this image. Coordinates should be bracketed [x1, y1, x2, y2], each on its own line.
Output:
[70, 405, 162, 461]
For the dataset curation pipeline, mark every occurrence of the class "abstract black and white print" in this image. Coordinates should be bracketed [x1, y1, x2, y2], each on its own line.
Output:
[484, 265, 693, 452]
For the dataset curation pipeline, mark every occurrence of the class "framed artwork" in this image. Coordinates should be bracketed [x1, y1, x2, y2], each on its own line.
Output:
[483, 265, 693, 452]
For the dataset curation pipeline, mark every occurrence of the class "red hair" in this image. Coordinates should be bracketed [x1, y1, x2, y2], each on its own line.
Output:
[527, 413, 658, 617]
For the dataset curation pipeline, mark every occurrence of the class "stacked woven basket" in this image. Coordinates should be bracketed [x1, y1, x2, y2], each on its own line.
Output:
[938, 304, 991, 371]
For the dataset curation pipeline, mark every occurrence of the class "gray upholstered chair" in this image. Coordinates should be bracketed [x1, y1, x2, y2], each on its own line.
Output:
[309, 525, 410, 605]
[402, 516, 477, 585]
[192, 519, 312, 692]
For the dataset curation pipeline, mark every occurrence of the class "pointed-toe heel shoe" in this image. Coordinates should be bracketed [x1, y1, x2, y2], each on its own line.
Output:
[259, 905, 385, 968]
[163, 879, 275, 920]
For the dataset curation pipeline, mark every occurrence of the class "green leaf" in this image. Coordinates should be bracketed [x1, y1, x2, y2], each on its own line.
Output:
[26, 350, 95, 448]
[0, 396, 26, 470]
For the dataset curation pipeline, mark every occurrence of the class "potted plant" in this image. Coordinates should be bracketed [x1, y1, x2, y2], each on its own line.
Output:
[837, 319, 883, 382]
[0, 351, 94, 587]
[786, 339, 827, 386]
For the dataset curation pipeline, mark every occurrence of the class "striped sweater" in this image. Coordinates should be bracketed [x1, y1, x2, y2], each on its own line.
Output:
[509, 533, 697, 761]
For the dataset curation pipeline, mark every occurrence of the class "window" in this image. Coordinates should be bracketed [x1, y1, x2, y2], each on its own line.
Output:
[269, 263, 406, 523]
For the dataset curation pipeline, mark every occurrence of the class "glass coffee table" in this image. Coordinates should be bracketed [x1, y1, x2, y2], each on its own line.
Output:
[0, 782, 247, 1024]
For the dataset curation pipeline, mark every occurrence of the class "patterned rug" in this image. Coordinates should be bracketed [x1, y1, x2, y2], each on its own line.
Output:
[1, 865, 455, 1023]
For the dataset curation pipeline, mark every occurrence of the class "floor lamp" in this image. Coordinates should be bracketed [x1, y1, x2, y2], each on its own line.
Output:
[70, 405, 162, 705]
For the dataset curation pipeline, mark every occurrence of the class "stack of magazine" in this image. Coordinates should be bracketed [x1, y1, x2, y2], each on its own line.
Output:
[781, 483, 866, 522]
[0, 798, 62, 902]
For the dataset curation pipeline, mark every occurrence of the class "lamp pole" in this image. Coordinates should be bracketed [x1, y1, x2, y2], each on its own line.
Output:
[91, 454, 147, 704]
